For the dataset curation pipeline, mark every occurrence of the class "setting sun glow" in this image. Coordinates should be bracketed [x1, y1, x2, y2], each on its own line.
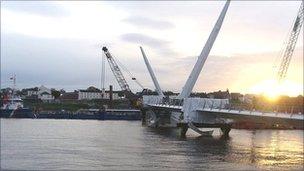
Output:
[249, 79, 303, 100]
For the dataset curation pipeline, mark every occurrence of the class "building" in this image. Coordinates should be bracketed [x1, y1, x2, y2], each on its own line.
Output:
[59, 92, 79, 101]
[40, 92, 54, 102]
[78, 90, 120, 100]
[25, 85, 54, 102]
[243, 94, 257, 104]
[26, 87, 39, 96]
[207, 89, 230, 99]
[230, 92, 244, 101]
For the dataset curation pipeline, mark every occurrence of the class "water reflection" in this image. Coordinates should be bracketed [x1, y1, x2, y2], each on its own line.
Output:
[143, 127, 303, 170]
[1, 119, 303, 170]
[224, 130, 303, 170]
[140, 127, 233, 170]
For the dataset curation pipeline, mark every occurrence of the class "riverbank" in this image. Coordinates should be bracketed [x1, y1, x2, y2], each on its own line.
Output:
[0, 108, 141, 120]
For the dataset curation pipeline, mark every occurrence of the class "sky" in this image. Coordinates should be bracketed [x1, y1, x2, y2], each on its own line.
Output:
[1, 1, 303, 96]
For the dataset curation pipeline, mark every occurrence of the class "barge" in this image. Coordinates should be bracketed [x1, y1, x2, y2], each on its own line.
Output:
[36, 108, 141, 120]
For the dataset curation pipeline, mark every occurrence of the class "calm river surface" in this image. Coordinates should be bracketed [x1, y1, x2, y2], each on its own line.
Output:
[1, 119, 303, 170]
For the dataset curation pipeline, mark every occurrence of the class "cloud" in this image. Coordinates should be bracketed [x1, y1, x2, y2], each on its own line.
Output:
[1, 1, 302, 95]
[121, 33, 168, 47]
[0, 34, 121, 91]
[1, 1, 68, 17]
[120, 33, 177, 56]
[122, 16, 174, 30]
[166, 48, 303, 94]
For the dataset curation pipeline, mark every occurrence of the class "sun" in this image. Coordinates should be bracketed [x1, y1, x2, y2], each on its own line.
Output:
[264, 86, 280, 101]
[249, 79, 302, 101]
[256, 79, 281, 101]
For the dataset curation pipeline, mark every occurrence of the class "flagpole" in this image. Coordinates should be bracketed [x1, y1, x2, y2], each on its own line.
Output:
[13, 74, 16, 91]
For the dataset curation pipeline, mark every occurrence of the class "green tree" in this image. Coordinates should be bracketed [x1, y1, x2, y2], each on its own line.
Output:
[164, 91, 175, 96]
[86, 86, 100, 92]
[51, 89, 61, 99]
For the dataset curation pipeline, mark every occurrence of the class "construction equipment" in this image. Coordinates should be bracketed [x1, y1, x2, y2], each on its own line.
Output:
[277, 2, 303, 82]
[101, 47, 142, 107]
[102, 47, 131, 92]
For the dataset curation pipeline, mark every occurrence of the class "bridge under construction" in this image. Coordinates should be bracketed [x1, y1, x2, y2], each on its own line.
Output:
[99, 1, 303, 137]
[138, 0, 304, 137]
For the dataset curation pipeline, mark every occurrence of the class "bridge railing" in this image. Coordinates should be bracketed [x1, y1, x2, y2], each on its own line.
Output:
[223, 103, 303, 115]
[143, 95, 303, 116]
[142, 95, 163, 106]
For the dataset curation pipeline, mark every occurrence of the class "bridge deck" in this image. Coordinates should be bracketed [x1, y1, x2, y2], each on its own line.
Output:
[148, 104, 304, 121]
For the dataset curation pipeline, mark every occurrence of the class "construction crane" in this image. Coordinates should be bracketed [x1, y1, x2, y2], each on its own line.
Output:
[102, 46, 131, 92]
[277, 2, 303, 82]
[101, 46, 142, 107]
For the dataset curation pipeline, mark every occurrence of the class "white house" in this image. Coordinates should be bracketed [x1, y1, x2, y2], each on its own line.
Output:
[26, 85, 54, 102]
[40, 92, 54, 102]
[27, 90, 38, 96]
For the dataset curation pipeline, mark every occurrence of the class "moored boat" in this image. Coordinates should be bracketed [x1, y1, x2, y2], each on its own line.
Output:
[0, 75, 35, 118]
[0, 95, 35, 118]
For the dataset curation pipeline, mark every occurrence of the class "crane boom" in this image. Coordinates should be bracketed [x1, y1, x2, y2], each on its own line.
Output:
[277, 2, 303, 82]
[102, 47, 131, 92]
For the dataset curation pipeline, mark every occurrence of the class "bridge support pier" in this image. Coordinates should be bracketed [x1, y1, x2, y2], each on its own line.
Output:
[220, 124, 231, 137]
[141, 109, 147, 126]
[179, 124, 188, 137]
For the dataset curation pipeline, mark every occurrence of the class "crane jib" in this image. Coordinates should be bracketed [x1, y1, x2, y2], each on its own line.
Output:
[277, 2, 303, 82]
[101, 47, 131, 92]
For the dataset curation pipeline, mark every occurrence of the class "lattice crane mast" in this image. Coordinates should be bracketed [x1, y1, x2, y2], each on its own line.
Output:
[277, 2, 303, 82]
[101, 46, 142, 109]
[102, 47, 131, 92]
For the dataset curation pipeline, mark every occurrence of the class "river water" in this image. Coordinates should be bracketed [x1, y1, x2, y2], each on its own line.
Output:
[1, 119, 303, 170]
